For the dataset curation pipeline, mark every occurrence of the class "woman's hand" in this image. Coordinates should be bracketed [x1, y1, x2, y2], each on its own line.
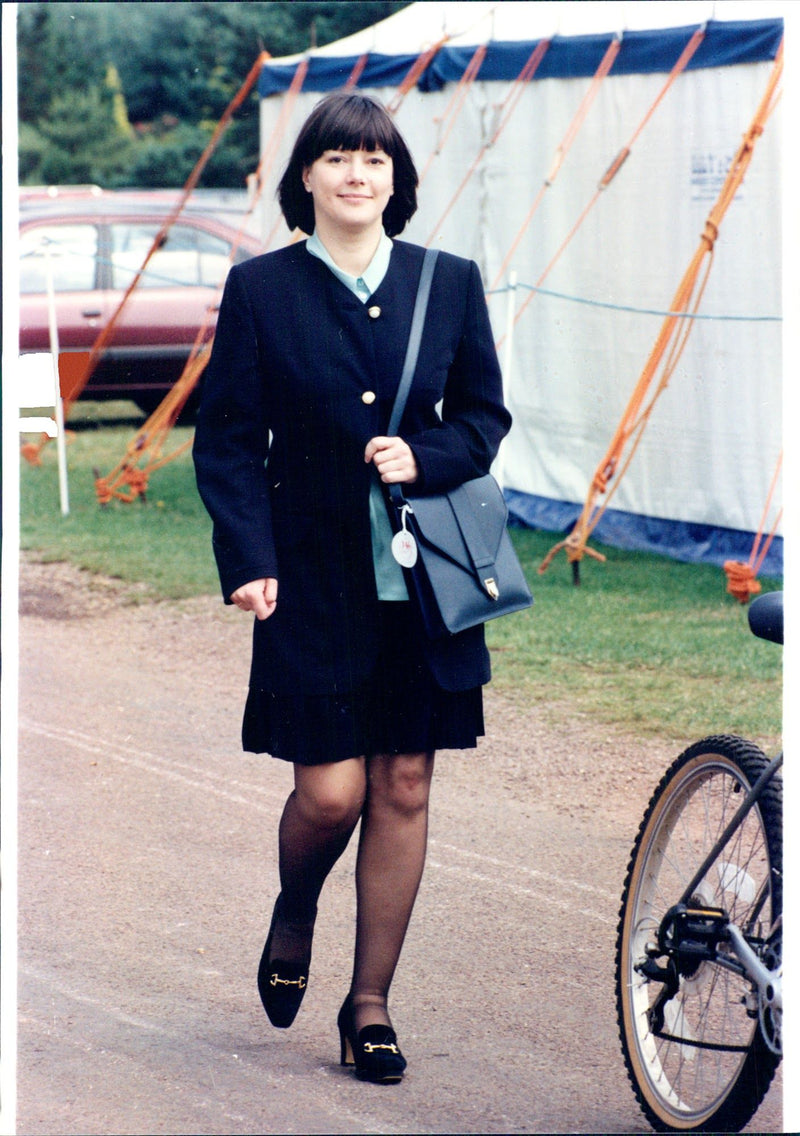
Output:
[231, 578, 278, 620]
[364, 436, 418, 484]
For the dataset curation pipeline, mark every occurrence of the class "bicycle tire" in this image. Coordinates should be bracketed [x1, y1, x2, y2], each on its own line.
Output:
[616, 735, 782, 1132]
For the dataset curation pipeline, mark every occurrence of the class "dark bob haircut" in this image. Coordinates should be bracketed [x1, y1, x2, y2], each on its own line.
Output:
[278, 91, 418, 237]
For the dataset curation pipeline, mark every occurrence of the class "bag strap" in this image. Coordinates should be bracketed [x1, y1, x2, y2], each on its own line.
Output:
[387, 247, 439, 437]
[388, 247, 438, 508]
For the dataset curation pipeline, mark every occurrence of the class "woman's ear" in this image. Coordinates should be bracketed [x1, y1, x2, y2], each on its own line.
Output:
[302, 168, 311, 192]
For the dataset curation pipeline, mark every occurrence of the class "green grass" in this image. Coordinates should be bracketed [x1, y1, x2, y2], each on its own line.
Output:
[488, 527, 781, 748]
[20, 409, 218, 599]
[19, 403, 782, 749]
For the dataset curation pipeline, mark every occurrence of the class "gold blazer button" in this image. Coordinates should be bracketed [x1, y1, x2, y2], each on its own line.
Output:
[361, 390, 377, 405]
[367, 305, 381, 319]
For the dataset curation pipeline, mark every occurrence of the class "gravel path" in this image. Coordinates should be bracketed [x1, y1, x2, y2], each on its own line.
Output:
[16, 555, 672, 827]
[13, 555, 782, 1134]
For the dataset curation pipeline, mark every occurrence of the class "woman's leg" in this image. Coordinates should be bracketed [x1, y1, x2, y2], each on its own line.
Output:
[268, 757, 366, 962]
[350, 750, 435, 1031]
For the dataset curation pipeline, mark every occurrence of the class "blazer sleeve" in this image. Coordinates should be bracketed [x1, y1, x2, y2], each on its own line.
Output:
[404, 258, 511, 494]
[192, 265, 278, 602]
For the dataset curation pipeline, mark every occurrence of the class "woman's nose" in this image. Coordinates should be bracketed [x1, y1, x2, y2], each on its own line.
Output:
[347, 158, 367, 181]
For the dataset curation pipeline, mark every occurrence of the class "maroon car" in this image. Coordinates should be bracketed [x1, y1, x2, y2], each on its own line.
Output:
[18, 187, 263, 414]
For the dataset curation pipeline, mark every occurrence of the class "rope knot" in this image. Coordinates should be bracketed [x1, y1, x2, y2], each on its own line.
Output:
[723, 560, 762, 605]
[94, 477, 113, 506]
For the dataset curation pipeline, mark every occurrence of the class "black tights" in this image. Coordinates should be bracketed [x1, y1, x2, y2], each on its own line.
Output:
[270, 751, 435, 1031]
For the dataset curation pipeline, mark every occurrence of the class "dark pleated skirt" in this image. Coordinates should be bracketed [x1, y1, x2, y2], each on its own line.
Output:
[242, 602, 484, 764]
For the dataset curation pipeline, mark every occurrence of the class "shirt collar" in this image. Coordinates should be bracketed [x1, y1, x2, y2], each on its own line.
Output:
[306, 229, 393, 301]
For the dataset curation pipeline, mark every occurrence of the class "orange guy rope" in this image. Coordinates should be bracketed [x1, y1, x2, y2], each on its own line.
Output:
[386, 38, 449, 116]
[68, 52, 268, 416]
[724, 450, 783, 602]
[426, 37, 550, 246]
[250, 57, 310, 202]
[539, 40, 783, 582]
[344, 53, 370, 89]
[94, 55, 305, 505]
[257, 58, 315, 251]
[417, 43, 487, 186]
[496, 25, 705, 351]
[22, 51, 271, 471]
[490, 34, 621, 292]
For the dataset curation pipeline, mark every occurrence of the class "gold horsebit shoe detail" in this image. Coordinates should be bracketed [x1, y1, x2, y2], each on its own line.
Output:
[362, 1041, 399, 1054]
[269, 973, 307, 989]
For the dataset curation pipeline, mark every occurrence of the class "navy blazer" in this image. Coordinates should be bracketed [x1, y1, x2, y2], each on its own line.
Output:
[193, 239, 511, 695]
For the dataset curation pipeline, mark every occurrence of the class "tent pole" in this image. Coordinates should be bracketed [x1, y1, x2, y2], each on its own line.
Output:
[496, 270, 517, 493]
[44, 240, 69, 517]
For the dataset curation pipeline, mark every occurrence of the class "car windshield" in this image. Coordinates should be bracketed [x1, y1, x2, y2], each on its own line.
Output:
[110, 223, 233, 290]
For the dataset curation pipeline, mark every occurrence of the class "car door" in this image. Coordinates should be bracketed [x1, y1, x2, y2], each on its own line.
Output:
[106, 219, 235, 357]
[19, 221, 109, 352]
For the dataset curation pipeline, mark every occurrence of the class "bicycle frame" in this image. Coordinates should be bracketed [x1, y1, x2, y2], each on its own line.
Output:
[646, 750, 784, 1048]
[679, 750, 783, 908]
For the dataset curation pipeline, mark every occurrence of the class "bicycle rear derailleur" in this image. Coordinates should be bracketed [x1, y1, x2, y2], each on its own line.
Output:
[636, 902, 729, 1034]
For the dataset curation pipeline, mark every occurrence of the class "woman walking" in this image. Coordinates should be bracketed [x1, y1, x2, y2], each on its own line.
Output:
[193, 91, 510, 1083]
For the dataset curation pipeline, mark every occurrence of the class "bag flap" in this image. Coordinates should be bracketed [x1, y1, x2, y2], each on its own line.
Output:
[406, 475, 508, 573]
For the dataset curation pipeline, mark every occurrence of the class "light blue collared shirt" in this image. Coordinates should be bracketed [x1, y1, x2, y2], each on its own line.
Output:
[306, 228, 393, 301]
[306, 230, 408, 601]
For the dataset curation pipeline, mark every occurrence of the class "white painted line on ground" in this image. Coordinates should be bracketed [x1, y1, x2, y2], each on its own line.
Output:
[21, 718, 613, 922]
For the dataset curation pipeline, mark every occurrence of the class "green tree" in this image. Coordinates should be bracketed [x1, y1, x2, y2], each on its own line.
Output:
[18, 121, 50, 185]
[125, 121, 245, 189]
[106, 64, 135, 140]
[17, 3, 109, 122]
[107, 3, 410, 124]
[17, 1, 412, 188]
[33, 83, 134, 187]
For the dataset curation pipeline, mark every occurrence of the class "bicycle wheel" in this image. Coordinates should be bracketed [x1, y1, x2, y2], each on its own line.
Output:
[616, 735, 782, 1132]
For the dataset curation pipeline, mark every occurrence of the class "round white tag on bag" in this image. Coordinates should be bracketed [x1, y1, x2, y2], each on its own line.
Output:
[391, 529, 418, 568]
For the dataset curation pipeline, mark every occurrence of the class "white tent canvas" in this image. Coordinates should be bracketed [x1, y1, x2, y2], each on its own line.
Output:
[257, 1, 784, 573]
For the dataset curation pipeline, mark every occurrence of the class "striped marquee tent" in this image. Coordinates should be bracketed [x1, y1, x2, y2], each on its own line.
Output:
[255, 1, 785, 576]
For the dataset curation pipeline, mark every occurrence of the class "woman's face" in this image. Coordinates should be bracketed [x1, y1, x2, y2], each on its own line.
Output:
[302, 148, 394, 236]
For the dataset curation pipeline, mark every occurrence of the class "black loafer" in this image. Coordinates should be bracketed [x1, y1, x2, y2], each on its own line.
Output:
[337, 995, 407, 1083]
[257, 895, 313, 1029]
